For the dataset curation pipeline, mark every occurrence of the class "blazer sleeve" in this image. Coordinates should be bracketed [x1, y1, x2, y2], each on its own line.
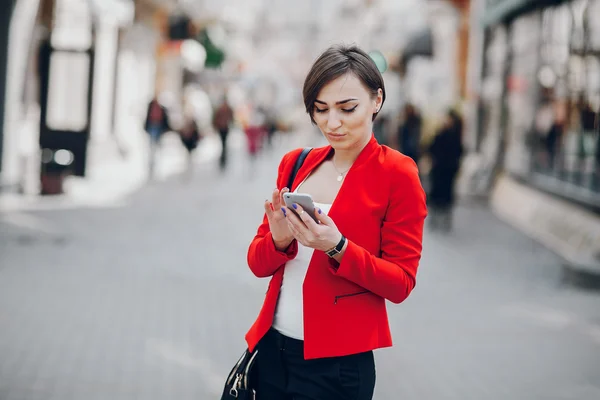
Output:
[329, 157, 427, 304]
[247, 152, 299, 278]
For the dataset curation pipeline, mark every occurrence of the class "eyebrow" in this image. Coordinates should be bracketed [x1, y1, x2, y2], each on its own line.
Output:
[314, 98, 359, 106]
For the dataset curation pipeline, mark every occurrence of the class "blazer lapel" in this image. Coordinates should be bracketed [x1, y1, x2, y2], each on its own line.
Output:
[289, 134, 380, 217]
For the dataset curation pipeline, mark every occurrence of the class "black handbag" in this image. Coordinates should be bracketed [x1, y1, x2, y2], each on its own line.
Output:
[220, 147, 312, 400]
[220, 349, 259, 399]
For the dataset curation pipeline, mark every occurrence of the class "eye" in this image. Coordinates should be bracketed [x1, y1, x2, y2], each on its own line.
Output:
[342, 105, 358, 113]
[314, 108, 328, 113]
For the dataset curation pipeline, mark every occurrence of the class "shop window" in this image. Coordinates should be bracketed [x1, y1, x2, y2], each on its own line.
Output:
[586, 0, 600, 51]
[478, 26, 507, 163]
[528, 1, 599, 207]
[504, 11, 542, 176]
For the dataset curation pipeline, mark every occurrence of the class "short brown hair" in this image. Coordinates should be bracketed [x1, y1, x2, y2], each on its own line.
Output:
[303, 44, 386, 124]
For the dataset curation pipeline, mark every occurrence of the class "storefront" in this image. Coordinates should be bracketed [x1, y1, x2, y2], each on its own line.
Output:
[480, 0, 600, 211]
[481, 0, 600, 278]
[529, 0, 600, 207]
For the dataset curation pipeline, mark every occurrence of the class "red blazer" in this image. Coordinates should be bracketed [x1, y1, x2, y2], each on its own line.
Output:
[245, 135, 427, 360]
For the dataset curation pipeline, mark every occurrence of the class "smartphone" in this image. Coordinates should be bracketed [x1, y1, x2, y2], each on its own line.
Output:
[282, 192, 319, 222]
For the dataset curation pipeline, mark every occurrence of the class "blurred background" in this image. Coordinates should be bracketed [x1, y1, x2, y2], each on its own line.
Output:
[0, 0, 599, 399]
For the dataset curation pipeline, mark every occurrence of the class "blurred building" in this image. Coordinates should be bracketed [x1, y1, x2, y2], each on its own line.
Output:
[0, 0, 169, 194]
[0, 0, 19, 191]
[471, 0, 600, 277]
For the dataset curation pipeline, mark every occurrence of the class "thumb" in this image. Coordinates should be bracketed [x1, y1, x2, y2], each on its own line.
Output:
[314, 206, 334, 226]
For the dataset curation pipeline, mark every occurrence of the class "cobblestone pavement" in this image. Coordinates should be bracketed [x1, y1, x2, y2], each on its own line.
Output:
[1, 132, 599, 400]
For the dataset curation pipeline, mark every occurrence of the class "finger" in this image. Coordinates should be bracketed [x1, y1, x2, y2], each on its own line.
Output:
[280, 206, 289, 218]
[263, 199, 274, 217]
[278, 187, 290, 207]
[314, 206, 334, 226]
[287, 219, 306, 244]
[292, 204, 318, 230]
[287, 218, 299, 237]
[285, 206, 310, 236]
[271, 188, 281, 208]
[284, 205, 302, 226]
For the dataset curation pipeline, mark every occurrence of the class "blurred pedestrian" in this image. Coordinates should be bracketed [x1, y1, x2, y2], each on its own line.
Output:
[244, 108, 267, 176]
[427, 109, 464, 232]
[264, 108, 278, 149]
[579, 100, 596, 169]
[144, 95, 171, 180]
[398, 103, 422, 165]
[533, 99, 555, 169]
[178, 117, 201, 178]
[212, 95, 234, 171]
[545, 119, 563, 170]
[242, 45, 427, 400]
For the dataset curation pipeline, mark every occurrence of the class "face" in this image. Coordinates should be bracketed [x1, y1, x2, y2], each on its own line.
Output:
[312, 73, 383, 151]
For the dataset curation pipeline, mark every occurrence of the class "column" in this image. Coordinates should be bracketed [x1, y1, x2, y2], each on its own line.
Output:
[0, 0, 17, 178]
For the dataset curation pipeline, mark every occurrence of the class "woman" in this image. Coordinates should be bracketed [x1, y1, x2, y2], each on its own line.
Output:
[427, 109, 463, 232]
[245, 45, 427, 400]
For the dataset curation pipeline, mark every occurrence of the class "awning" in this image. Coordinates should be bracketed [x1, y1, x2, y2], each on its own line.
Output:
[482, 0, 568, 27]
[398, 28, 434, 74]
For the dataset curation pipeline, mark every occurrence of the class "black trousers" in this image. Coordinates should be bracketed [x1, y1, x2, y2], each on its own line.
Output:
[255, 328, 376, 400]
[218, 128, 229, 169]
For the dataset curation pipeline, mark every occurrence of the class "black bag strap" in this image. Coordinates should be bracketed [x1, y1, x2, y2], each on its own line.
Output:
[286, 147, 312, 190]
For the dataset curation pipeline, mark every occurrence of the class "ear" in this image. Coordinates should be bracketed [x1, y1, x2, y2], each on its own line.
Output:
[374, 88, 383, 113]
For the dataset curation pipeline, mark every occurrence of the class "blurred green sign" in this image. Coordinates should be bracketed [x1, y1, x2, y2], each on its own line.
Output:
[368, 51, 387, 73]
[197, 29, 225, 69]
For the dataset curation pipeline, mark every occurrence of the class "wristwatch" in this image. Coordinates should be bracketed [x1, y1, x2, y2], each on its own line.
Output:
[325, 235, 346, 258]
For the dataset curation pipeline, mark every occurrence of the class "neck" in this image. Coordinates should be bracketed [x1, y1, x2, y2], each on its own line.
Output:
[332, 133, 371, 169]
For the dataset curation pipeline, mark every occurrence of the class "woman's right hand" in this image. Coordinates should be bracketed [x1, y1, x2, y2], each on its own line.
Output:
[264, 187, 294, 251]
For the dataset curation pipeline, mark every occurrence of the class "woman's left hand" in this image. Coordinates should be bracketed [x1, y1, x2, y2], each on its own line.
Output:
[283, 204, 342, 252]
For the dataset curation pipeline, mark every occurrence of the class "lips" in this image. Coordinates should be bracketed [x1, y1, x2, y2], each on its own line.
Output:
[327, 132, 345, 138]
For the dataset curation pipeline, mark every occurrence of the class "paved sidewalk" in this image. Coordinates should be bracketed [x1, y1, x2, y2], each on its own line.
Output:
[0, 133, 599, 400]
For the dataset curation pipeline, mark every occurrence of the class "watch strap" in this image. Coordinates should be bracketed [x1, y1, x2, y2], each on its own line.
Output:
[326, 235, 346, 257]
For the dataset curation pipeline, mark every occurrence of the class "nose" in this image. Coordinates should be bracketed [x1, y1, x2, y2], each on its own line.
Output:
[326, 111, 342, 131]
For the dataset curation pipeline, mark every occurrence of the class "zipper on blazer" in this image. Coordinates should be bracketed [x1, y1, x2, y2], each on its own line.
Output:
[334, 290, 369, 304]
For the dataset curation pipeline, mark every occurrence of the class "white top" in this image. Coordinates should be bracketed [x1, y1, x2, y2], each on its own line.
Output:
[272, 196, 332, 340]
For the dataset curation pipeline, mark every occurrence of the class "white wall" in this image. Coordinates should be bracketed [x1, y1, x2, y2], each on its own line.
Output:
[113, 23, 159, 149]
[90, 20, 119, 143]
[1, 0, 40, 188]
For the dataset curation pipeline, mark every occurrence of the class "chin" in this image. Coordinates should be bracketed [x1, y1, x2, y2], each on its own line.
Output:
[328, 141, 348, 149]
[324, 137, 347, 148]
